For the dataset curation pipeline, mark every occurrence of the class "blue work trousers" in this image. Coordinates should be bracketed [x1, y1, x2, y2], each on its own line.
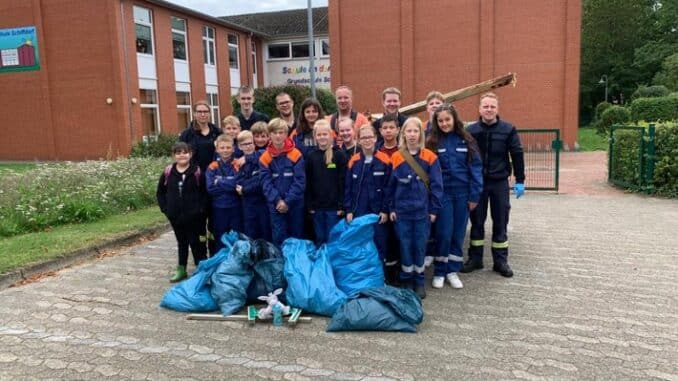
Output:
[434, 193, 469, 277]
[395, 218, 430, 286]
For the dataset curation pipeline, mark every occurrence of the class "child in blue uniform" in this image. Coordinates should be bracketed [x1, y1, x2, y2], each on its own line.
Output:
[427, 104, 483, 289]
[259, 118, 306, 247]
[388, 117, 443, 299]
[235, 130, 271, 241]
[205, 134, 242, 249]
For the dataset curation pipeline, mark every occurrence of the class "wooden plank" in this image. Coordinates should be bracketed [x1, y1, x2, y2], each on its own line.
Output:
[187, 313, 313, 323]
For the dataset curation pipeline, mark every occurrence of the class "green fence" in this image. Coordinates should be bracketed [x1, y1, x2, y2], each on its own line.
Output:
[515, 129, 561, 191]
[608, 124, 656, 191]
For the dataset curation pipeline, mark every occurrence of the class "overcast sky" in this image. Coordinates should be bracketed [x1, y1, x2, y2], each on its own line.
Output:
[165, 0, 328, 17]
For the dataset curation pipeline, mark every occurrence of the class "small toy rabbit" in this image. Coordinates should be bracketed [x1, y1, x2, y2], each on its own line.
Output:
[257, 288, 290, 319]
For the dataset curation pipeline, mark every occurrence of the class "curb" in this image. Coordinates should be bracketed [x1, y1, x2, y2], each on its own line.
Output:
[0, 223, 171, 290]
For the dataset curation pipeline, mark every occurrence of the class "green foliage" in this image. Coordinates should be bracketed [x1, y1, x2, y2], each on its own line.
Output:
[629, 96, 678, 122]
[630, 85, 670, 100]
[653, 52, 678, 90]
[577, 127, 608, 151]
[0, 163, 36, 174]
[597, 105, 631, 134]
[609, 128, 643, 188]
[231, 85, 337, 119]
[594, 101, 612, 122]
[0, 158, 168, 237]
[129, 134, 178, 158]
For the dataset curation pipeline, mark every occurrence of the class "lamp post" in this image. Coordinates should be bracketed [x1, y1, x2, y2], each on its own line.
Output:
[599, 75, 608, 103]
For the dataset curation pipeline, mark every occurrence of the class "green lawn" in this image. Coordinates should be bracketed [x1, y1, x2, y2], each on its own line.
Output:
[577, 127, 609, 151]
[0, 206, 167, 275]
[0, 162, 37, 173]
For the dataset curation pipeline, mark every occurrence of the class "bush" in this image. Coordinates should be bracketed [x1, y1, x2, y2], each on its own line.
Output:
[0, 158, 168, 237]
[129, 134, 178, 158]
[231, 85, 337, 119]
[653, 52, 678, 91]
[630, 85, 670, 100]
[597, 105, 630, 134]
[594, 101, 612, 122]
[629, 96, 678, 122]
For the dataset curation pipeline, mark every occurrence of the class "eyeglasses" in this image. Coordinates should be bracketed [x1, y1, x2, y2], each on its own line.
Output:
[195, 110, 210, 114]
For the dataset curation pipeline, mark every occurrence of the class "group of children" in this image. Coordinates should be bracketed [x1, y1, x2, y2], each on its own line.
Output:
[157, 91, 483, 299]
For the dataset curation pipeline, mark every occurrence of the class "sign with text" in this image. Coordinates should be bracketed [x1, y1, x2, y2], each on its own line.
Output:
[0, 26, 40, 73]
[266, 58, 331, 88]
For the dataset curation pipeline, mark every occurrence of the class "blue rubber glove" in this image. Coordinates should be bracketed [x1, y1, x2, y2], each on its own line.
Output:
[514, 183, 525, 199]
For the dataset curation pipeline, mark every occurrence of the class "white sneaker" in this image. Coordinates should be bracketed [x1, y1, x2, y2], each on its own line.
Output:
[432, 276, 445, 289]
[424, 256, 434, 267]
[446, 273, 463, 289]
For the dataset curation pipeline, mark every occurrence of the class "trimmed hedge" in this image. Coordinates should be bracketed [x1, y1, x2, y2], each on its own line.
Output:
[630, 96, 678, 122]
[597, 105, 630, 134]
[630, 85, 670, 100]
[231, 85, 337, 119]
[594, 101, 612, 122]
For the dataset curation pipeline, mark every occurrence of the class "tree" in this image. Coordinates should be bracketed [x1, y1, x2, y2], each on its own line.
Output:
[653, 53, 678, 90]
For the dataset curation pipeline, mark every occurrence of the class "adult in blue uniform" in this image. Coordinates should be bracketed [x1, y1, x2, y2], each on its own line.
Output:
[462, 93, 525, 277]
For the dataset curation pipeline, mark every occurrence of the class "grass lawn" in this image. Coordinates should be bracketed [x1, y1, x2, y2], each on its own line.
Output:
[0, 162, 37, 173]
[0, 206, 167, 275]
[577, 127, 609, 151]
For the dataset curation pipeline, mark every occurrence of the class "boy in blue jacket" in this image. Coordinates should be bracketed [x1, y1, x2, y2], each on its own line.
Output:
[259, 118, 306, 247]
[235, 130, 271, 241]
[206, 134, 242, 249]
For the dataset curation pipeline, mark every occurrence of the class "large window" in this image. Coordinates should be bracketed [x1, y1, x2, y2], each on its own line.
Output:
[171, 17, 187, 60]
[202, 26, 216, 65]
[251, 40, 257, 74]
[267, 43, 290, 60]
[140, 89, 160, 136]
[267, 40, 324, 60]
[176, 91, 192, 129]
[208, 92, 219, 125]
[228, 34, 239, 69]
[134, 6, 153, 55]
[291, 41, 310, 58]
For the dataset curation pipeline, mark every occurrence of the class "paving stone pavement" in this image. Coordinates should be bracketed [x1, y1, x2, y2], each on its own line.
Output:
[1, 191, 677, 380]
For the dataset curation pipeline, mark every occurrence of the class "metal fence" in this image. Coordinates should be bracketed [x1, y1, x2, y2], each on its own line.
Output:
[608, 124, 656, 191]
[515, 129, 561, 191]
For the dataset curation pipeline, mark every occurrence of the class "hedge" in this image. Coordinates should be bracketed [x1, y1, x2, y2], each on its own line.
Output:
[129, 133, 178, 158]
[231, 85, 337, 119]
[630, 96, 678, 122]
[630, 85, 670, 100]
[597, 105, 630, 134]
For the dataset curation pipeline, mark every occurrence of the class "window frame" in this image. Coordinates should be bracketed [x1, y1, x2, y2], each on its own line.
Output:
[134, 6, 154, 56]
[207, 92, 220, 125]
[139, 88, 160, 136]
[202, 26, 216, 66]
[171, 16, 188, 61]
[176, 91, 192, 129]
[228, 33, 239, 70]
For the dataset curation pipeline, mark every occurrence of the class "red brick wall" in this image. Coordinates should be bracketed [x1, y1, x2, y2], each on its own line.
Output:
[329, 0, 581, 149]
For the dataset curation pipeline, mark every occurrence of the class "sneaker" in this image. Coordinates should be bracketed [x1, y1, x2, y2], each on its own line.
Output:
[432, 276, 444, 289]
[493, 263, 514, 278]
[424, 256, 434, 268]
[446, 273, 463, 289]
[414, 285, 426, 299]
[460, 260, 484, 273]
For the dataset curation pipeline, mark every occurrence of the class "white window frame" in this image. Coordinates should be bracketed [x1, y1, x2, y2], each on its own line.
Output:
[134, 6, 154, 56]
[228, 33, 239, 69]
[171, 16, 188, 62]
[251, 40, 257, 74]
[319, 38, 330, 57]
[176, 89, 192, 129]
[139, 88, 160, 136]
[266, 38, 326, 61]
[202, 26, 216, 66]
[266, 42, 290, 61]
[207, 91, 219, 125]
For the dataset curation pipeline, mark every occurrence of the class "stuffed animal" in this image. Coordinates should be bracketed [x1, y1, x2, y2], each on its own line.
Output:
[257, 288, 290, 319]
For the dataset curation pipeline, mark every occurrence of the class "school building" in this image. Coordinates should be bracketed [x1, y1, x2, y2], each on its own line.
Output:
[0, 0, 581, 160]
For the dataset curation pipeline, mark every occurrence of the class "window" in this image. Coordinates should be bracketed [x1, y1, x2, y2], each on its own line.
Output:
[171, 17, 187, 60]
[202, 26, 216, 65]
[134, 6, 153, 55]
[251, 40, 257, 74]
[268, 43, 290, 59]
[228, 34, 239, 69]
[291, 41, 310, 58]
[140, 89, 160, 136]
[320, 39, 330, 57]
[176, 91, 192, 129]
[208, 92, 219, 125]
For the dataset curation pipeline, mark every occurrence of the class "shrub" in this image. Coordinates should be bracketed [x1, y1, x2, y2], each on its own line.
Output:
[597, 105, 630, 134]
[231, 85, 337, 119]
[630, 85, 670, 100]
[0, 157, 168, 237]
[629, 96, 678, 122]
[594, 101, 612, 122]
[129, 134, 178, 158]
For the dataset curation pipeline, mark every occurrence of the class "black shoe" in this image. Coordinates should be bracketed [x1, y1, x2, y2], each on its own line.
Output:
[460, 260, 484, 273]
[493, 262, 514, 278]
[414, 285, 426, 299]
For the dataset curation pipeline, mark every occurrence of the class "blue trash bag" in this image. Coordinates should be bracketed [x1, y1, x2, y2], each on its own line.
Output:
[210, 240, 254, 315]
[327, 214, 384, 296]
[246, 239, 287, 304]
[283, 238, 347, 316]
[326, 286, 424, 332]
[159, 231, 240, 312]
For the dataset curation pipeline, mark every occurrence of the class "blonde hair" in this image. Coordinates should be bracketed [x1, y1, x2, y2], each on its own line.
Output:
[426, 91, 444, 103]
[221, 115, 240, 128]
[382, 87, 401, 100]
[398, 117, 425, 149]
[215, 133, 234, 145]
[313, 120, 334, 166]
[267, 118, 288, 134]
[479, 92, 499, 103]
[237, 130, 253, 143]
[250, 121, 268, 135]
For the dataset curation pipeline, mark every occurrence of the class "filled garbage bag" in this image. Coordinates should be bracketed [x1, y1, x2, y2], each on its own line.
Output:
[210, 240, 254, 315]
[283, 238, 347, 316]
[159, 231, 239, 312]
[246, 239, 286, 304]
[326, 286, 424, 332]
[327, 214, 384, 296]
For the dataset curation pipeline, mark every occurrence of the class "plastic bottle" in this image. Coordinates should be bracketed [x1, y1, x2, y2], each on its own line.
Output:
[272, 304, 283, 326]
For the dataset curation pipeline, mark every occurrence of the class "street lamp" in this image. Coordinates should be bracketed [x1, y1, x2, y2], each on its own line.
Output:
[599, 75, 608, 103]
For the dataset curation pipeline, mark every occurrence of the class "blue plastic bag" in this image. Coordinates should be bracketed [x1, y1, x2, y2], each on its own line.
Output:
[246, 239, 286, 304]
[283, 239, 347, 316]
[159, 231, 239, 312]
[210, 240, 254, 316]
[327, 214, 384, 296]
[326, 286, 424, 332]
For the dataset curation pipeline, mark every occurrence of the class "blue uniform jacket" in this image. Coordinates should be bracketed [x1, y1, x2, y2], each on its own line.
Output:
[435, 133, 484, 203]
[344, 151, 392, 216]
[237, 151, 266, 204]
[259, 148, 306, 207]
[388, 148, 443, 220]
[205, 158, 241, 209]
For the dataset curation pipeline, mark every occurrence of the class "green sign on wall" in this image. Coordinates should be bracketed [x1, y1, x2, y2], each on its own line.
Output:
[0, 26, 40, 73]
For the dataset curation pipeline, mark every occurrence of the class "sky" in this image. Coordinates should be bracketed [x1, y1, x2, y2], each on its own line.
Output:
[164, 0, 328, 17]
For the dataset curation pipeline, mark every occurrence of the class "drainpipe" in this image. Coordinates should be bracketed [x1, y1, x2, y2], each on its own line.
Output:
[120, 0, 135, 141]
